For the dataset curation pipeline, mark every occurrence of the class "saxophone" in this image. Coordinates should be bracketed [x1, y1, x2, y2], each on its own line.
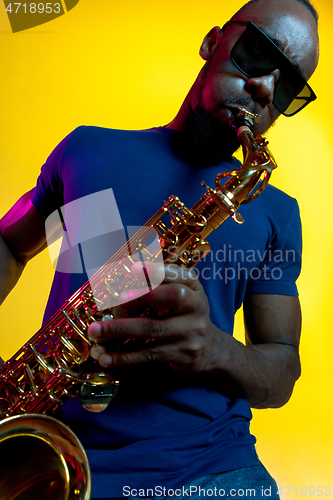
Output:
[0, 108, 276, 500]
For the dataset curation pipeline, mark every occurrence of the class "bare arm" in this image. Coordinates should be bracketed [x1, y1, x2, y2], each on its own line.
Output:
[242, 293, 301, 408]
[203, 292, 301, 408]
[87, 265, 301, 409]
[0, 191, 47, 305]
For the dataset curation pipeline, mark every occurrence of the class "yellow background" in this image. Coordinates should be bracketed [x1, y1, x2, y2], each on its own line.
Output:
[0, 0, 332, 497]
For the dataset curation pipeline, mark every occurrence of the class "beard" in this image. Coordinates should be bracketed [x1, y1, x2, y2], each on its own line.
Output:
[181, 61, 261, 165]
[182, 104, 241, 164]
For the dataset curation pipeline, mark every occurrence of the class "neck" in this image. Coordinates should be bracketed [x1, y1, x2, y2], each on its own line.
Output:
[164, 81, 199, 133]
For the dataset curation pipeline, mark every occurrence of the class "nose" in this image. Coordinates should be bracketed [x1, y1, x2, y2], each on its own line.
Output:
[245, 69, 280, 108]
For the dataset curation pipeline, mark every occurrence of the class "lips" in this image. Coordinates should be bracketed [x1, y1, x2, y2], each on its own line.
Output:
[227, 105, 253, 116]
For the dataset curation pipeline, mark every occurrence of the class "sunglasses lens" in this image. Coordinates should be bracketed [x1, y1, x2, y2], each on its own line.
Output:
[232, 28, 278, 77]
[274, 75, 314, 116]
[230, 23, 316, 116]
[273, 85, 315, 116]
[273, 72, 303, 113]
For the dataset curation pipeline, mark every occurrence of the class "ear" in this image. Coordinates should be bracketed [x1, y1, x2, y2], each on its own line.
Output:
[199, 26, 221, 60]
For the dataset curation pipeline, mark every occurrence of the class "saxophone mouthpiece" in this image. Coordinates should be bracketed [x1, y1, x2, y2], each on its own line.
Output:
[229, 107, 262, 134]
[229, 107, 262, 143]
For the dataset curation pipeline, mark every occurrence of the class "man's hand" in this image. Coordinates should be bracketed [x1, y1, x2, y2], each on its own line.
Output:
[88, 263, 302, 409]
[88, 264, 218, 372]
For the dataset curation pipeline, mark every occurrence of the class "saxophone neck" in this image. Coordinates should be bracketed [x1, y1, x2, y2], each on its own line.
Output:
[213, 106, 277, 207]
[229, 107, 261, 150]
[229, 107, 275, 168]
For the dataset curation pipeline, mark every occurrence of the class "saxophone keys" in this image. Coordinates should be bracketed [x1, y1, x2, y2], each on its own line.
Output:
[201, 181, 213, 192]
[122, 264, 131, 274]
[186, 215, 207, 234]
[231, 211, 245, 224]
[72, 307, 88, 330]
[104, 281, 120, 298]
[25, 364, 38, 396]
[79, 373, 120, 412]
[0, 398, 9, 416]
[101, 314, 114, 323]
[85, 307, 96, 323]
[59, 335, 90, 364]
[93, 296, 105, 307]
[190, 240, 211, 261]
[62, 310, 91, 346]
[106, 274, 120, 284]
[160, 230, 178, 248]
[29, 344, 55, 376]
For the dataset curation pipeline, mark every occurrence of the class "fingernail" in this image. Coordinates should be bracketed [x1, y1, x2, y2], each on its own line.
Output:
[100, 354, 112, 367]
[90, 345, 105, 360]
[88, 322, 102, 340]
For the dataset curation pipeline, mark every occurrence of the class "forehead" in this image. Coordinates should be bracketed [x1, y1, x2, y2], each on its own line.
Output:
[231, 0, 319, 79]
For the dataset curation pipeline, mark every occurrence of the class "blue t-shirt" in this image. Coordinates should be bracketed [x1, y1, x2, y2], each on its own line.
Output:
[31, 126, 301, 498]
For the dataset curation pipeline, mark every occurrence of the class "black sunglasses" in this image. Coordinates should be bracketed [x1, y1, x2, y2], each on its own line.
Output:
[222, 21, 317, 117]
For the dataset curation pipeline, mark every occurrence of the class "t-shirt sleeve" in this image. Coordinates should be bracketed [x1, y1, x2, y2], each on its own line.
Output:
[30, 129, 78, 217]
[246, 200, 302, 296]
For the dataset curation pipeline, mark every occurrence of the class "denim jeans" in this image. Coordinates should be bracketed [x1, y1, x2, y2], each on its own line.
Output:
[94, 461, 280, 500]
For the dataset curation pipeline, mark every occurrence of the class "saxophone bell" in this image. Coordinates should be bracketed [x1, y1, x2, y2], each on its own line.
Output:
[0, 414, 91, 500]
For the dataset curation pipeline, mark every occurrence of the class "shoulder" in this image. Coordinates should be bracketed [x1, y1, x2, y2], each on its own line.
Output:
[65, 125, 170, 144]
[261, 183, 297, 205]
[261, 184, 300, 229]
[248, 182, 300, 227]
[59, 126, 174, 160]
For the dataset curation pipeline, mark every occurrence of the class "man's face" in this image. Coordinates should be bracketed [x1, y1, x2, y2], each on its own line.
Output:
[188, 0, 319, 162]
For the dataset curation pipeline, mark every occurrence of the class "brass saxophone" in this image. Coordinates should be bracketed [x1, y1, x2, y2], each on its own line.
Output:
[0, 108, 276, 500]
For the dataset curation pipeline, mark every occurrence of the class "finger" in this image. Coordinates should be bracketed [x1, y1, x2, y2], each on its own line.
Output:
[88, 313, 191, 342]
[90, 344, 106, 360]
[117, 282, 197, 315]
[97, 340, 183, 369]
[88, 316, 160, 342]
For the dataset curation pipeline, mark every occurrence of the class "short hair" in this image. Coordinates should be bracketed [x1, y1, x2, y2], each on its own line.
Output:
[235, 0, 319, 25]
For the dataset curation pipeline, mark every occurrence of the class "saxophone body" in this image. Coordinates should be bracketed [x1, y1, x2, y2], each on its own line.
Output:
[0, 108, 276, 500]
